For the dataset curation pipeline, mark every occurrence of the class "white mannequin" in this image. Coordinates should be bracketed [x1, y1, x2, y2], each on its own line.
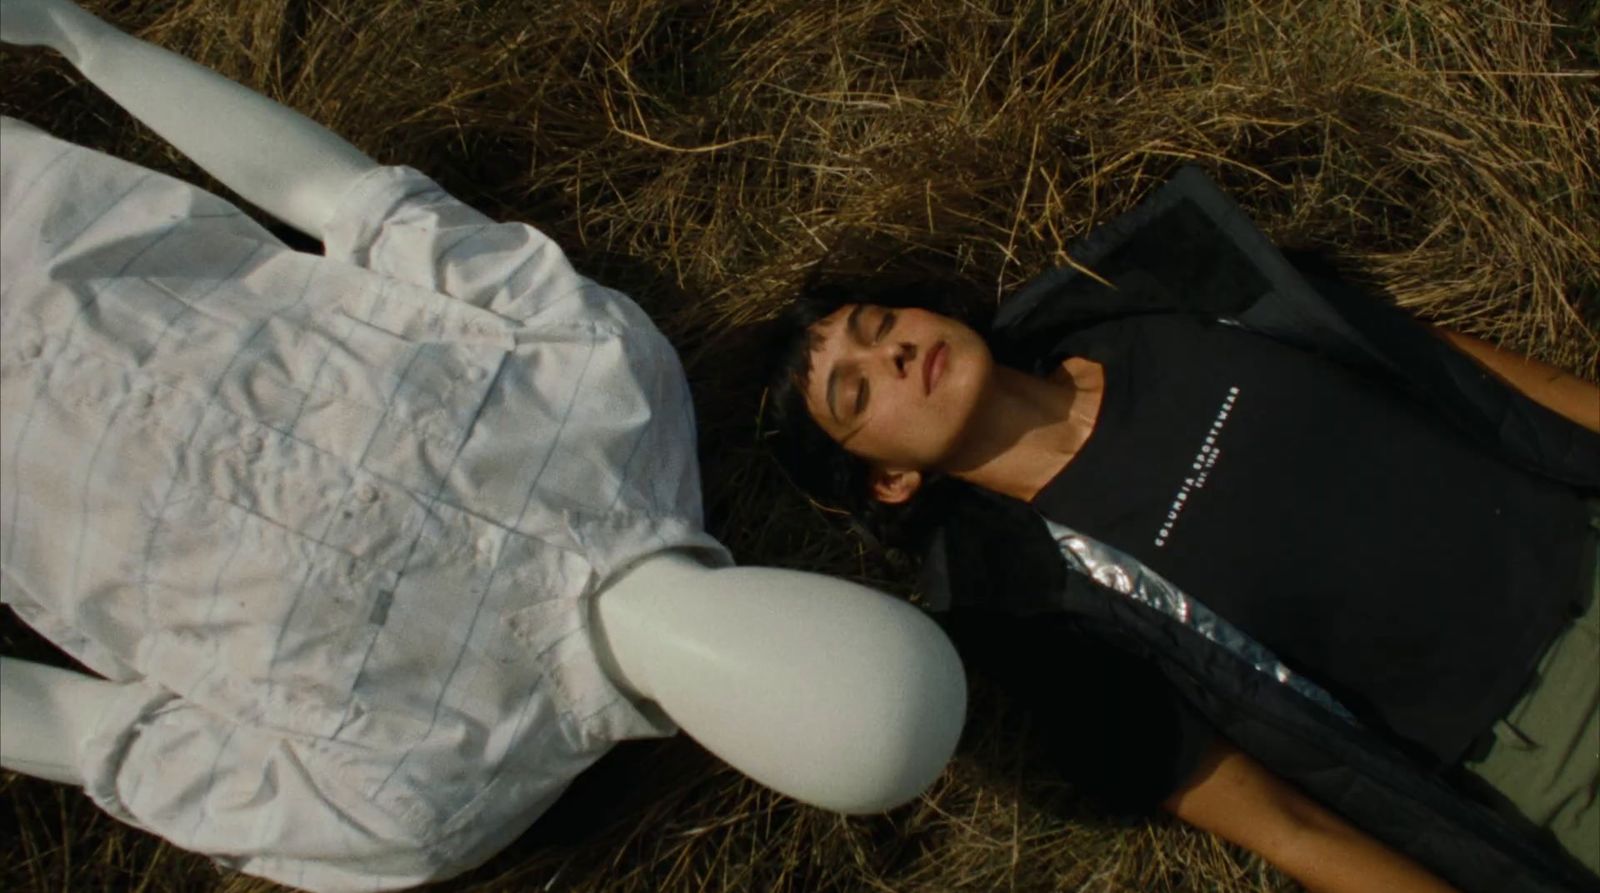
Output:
[4, 552, 965, 813]
[592, 552, 965, 812]
[0, 0, 963, 823]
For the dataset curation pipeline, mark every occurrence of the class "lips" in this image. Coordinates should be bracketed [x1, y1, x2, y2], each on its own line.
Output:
[923, 341, 946, 395]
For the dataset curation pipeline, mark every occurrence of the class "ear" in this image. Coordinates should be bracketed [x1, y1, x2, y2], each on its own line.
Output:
[869, 467, 923, 505]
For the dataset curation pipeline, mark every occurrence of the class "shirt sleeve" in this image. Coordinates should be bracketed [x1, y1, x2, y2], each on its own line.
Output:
[77, 682, 454, 893]
[948, 611, 1215, 813]
[320, 165, 589, 323]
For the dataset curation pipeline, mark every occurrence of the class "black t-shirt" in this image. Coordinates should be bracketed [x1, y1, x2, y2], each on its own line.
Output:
[1030, 314, 1589, 772]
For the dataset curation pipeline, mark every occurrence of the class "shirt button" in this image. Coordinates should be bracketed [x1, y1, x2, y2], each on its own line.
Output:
[133, 390, 157, 410]
[18, 339, 43, 360]
[468, 366, 488, 383]
[241, 433, 264, 454]
[356, 483, 380, 504]
[474, 535, 495, 559]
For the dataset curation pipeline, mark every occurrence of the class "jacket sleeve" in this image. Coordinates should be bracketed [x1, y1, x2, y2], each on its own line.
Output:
[946, 610, 1216, 813]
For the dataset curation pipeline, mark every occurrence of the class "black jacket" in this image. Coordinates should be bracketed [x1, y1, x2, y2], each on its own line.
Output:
[921, 168, 1600, 893]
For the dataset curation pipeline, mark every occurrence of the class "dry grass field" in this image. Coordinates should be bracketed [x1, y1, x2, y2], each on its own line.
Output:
[2, 0, 1596, 891]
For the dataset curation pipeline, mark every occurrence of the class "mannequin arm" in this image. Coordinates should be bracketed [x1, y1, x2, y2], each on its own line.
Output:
[1164, 740, 1458, 893]
[592, 552, 967, 814]
[0, 656, 118, 784]
[0, 0, 376, 238]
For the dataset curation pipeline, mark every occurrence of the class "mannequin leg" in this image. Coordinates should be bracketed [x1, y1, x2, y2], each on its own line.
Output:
[0, 657, 124, 785]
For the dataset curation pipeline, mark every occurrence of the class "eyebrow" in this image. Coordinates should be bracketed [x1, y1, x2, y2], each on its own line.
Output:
[824, 304, 868, 423]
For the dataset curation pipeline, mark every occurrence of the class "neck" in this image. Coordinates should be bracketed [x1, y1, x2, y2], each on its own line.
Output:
[941, 362, 1101, 503]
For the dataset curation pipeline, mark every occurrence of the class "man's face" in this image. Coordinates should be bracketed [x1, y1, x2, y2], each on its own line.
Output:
[801, 303, 993, 477]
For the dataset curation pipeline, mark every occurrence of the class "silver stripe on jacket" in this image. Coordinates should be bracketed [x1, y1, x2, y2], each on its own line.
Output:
[1041, 517, 1356, 723]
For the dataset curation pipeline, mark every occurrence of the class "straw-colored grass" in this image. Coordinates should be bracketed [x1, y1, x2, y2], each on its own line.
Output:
[2, 0, 1595, 890]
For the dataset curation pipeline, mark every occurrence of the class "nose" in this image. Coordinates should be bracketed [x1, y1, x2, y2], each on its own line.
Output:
[835, 330, 915, 380]
[880, 340, 915, 377]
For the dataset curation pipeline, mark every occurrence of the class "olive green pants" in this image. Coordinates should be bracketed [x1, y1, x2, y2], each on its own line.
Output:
[1464, 501, 1600, 875]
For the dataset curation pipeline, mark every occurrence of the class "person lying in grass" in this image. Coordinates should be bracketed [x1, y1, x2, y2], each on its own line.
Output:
[761, 173, 1600, 893]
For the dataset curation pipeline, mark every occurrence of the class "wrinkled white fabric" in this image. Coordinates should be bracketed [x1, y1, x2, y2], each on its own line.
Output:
[0, 116, 728, 892]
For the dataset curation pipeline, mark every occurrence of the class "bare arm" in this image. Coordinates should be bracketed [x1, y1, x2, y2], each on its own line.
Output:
[0, 0, 376, 238]
[1163, 740, 1459, 893]
[1433, 327, 1600, 434]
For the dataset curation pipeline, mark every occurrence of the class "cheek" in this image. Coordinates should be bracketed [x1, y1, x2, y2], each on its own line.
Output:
[924, 357, 988, 445]
[938, 355, 988, 416]
[855, 397, 935, 466]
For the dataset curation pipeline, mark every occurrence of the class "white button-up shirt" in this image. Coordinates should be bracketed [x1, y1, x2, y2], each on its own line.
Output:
[0, 116, 729, 892]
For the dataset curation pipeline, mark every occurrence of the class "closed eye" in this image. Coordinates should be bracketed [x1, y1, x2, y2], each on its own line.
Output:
[874, 310, 896, 341]
[854, 378, 870, 416]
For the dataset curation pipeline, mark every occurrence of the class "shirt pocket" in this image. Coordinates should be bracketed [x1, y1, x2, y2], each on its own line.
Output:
[141, 485, 403, 740]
